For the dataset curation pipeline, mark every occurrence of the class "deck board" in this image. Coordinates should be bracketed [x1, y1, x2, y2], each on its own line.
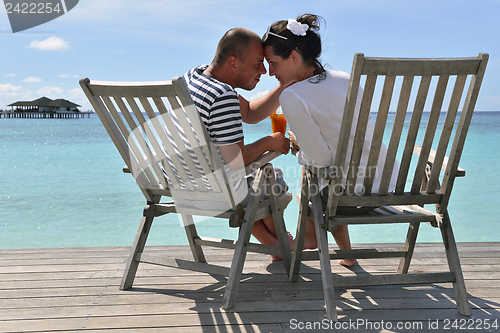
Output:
[1, 243, 500, 332]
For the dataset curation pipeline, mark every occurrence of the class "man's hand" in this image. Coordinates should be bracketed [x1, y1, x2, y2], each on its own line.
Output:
[268, 132, 291, 155]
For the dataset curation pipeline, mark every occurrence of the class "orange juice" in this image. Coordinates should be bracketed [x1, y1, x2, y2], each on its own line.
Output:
[270, 110, 287, 135]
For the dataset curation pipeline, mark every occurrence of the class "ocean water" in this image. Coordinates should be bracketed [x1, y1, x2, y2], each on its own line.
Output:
[1, 112, 499, 249]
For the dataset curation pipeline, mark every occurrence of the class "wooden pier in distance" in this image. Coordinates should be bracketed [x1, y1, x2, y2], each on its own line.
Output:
[1, 242, 499, 332]
[0, 110, 93, 119]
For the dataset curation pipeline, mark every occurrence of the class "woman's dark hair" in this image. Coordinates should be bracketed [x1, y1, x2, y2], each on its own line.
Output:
[263, 14, 326, 82]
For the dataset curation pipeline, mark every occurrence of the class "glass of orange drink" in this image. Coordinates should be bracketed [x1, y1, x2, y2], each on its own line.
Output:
[270, 108, 287, 135]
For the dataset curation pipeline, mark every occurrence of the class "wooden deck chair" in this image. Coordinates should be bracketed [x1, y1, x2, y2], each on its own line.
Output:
[79, 77, 293, 310]
[290, 53, 488, 321]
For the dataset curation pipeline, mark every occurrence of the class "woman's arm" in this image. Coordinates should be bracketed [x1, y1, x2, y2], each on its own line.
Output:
[238, 85, 288, 124]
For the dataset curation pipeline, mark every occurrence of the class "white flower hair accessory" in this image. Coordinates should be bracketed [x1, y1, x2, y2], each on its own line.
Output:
[287, 18, 309, 36]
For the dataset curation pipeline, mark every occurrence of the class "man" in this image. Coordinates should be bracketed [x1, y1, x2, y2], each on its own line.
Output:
[182, 27, 291, 259]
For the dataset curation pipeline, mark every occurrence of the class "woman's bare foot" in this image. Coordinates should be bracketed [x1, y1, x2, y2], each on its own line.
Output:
[339, 259, 357, 266]
[289, 233, 318, 252]
[302, 237, 318, 250]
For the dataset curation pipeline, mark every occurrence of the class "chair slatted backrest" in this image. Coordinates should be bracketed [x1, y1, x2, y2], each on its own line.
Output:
[330, 53, 488, 214]
[80, 77, 235, 207]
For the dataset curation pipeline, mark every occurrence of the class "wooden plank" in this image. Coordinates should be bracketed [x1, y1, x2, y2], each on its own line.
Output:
[136, 253, 230, 276]
[1, 243, 499, 332]
[395, 76, 431, 194]
[300, 247, 407, 261]
[221, 168, 265, 309]
[363, 75, 395, 194]
[1, 306, 498, 333]
[362, 56, 481, 76]
[290, 167, 310, 282]
[345, 74, 377, 195]
[87, 80, 178, 97]
[411, 75, 449, 194]
[337, 191, 442, 206]
[309, 173, 337, 321]
[378, 75, 413, 194]
[414, 146, 466, 177]
[426, 75, 467, 194]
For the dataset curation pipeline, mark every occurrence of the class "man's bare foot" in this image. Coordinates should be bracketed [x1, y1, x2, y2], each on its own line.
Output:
[339, 259, 357, 266]
[271, 231, 294, 261]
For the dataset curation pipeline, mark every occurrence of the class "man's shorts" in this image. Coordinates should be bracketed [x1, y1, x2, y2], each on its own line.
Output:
[240, 167, 288, 207]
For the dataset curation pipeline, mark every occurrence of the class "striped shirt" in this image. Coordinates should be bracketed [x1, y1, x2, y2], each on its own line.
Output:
[183, 65, 244, 145]
[162, 66, 246, 197]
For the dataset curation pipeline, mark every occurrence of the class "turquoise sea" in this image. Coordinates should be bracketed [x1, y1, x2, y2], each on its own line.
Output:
[1, 112, 499, 249]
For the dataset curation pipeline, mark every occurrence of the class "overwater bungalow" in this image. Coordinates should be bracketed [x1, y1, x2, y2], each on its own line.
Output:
[2, 97, 91, 118]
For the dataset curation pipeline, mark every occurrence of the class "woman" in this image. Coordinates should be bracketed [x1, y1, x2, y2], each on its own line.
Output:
[263, 14, 399, 266]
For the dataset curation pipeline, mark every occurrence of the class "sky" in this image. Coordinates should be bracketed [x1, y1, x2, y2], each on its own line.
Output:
[1, 0, 499, 111]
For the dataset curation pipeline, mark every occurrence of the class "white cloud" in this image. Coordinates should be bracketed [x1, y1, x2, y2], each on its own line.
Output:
[58, 73, 79, 79]
[485, 95, 500, 106]
[6, 74, 16, 77]
[61, 88, 91, 110]
[248, 90, 270, 101]
[0, 83, 22, 92]
[36, 86, 65, 96]
[29, 37, 70, 52]
[66, 88, 84, 99]
[0, 85, 27, 108]
[23, 76, 42, 83]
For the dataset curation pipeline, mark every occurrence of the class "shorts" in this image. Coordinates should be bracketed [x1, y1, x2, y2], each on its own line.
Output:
[240, 167, 289, 207]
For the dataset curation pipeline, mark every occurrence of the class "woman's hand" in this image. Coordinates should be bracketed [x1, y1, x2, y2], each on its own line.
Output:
[288, 130, 300, 151]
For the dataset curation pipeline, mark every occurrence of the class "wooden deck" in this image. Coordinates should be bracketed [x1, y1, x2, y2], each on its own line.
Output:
[1, 242, 499, 332]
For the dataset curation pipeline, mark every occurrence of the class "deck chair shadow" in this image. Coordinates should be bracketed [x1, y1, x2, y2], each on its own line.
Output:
[79, 77, 293, 310]
[290, 53, 488, 321]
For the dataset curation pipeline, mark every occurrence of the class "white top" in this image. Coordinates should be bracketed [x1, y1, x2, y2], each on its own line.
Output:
[280, 70, 399, 194]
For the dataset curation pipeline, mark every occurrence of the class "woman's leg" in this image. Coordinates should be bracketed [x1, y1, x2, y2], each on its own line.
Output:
[331, 224, 357, 266]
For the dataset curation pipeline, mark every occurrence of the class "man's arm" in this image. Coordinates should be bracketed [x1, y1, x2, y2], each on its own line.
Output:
[239, 85, 286, 124]
[219, 132, 290, 167]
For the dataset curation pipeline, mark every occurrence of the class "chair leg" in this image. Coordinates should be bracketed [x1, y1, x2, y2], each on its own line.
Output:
[310, 176, 337, 322]
[397, 222, 420, 274]
[120, 213, 154, 290]
[290, 167, 310, 282]
[222, 169, 265, 310]
[182, 214, 206, 263]
[267, 169, 292, 274]
[440, 214, 471, 316]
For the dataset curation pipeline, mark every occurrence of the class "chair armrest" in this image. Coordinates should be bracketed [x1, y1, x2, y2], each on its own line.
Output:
[245, 151, 282, 174]
[125, 151, 281, 176]
[413, 145, 465, 177]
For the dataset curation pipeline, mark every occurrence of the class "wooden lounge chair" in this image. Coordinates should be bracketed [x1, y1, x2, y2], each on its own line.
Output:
[290, 53, 488, 321]
[79, 77, 293, 310]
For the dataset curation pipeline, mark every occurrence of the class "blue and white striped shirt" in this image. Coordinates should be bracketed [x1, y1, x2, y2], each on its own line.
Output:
[162, 66, 246, 197]
[183, 65, 244, 145]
